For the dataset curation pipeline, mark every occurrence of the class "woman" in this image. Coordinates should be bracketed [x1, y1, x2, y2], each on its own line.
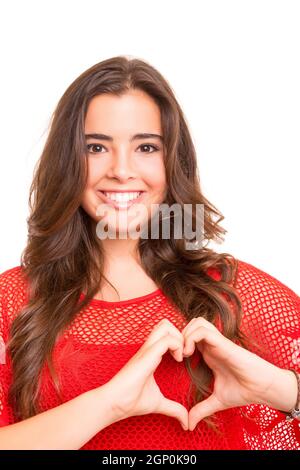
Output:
[0, 56, 299, 450]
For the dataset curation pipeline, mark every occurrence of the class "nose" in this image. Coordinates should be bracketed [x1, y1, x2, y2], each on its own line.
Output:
[106, 147, 137, 182]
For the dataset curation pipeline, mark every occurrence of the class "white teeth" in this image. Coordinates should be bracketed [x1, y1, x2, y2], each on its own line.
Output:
[103, 191, 141, 202]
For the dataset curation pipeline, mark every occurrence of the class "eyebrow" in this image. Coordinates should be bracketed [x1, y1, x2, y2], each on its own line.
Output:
[85, 133, 164, 143]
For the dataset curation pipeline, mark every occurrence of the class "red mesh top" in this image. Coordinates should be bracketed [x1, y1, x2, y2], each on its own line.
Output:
[0, 260, 299, 450]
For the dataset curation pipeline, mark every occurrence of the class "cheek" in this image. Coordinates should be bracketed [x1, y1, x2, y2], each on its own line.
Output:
[143, 159, 167, 190]
[86, 158, 106, 186]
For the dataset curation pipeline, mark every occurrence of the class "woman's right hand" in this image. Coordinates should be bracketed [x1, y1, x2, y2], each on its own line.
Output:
[105, 319, 189, 430]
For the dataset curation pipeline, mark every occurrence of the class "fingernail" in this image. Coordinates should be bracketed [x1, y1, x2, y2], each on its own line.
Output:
[181, 423, 188, 431]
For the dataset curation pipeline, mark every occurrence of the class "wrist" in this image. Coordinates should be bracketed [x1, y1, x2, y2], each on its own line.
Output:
[87, 383, 121, 428]
[257, 366, 298, 412]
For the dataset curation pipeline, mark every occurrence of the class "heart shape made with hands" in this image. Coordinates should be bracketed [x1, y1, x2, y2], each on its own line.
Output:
[129, 315, 273, 433]
[157, 316, 226, 432]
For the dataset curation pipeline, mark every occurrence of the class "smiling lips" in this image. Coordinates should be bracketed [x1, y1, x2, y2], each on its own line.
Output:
[98, 190, 146, 210]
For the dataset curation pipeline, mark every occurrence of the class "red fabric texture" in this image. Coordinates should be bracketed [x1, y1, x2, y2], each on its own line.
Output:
[0, 260, 299, 449]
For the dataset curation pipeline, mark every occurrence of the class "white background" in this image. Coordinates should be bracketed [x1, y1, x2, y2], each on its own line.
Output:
[0, 0, 299, 294]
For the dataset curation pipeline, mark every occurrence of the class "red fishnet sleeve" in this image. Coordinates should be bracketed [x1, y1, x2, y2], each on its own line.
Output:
[0, 275, 13, 427]
[0, 266, 28, 428]
[234, 260, 300, 449]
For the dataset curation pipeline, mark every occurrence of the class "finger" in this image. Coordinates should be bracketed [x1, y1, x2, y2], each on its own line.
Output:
[183, 326, 223, 357]
[188, 395, 224, 431]
[141, 319, 184, 362]
[151, 319, 183, 344]
[181, 318, 197, 336]
[142, 333, 185, 372]
[182, 316, 217, 339]
[157, 397, 189, 431]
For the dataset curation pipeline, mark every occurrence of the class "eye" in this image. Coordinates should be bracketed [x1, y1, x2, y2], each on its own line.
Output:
[86, 143, 106, 154]
[138, 144, 159, 153]
[86, 143, 159, 154]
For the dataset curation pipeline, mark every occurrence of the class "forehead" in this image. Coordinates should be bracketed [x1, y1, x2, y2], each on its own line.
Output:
[84, 90, 162, 134]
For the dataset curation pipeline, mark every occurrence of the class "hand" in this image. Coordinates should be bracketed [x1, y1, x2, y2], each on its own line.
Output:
[106, 319, 189, 430]
[182, 317, 282, 431]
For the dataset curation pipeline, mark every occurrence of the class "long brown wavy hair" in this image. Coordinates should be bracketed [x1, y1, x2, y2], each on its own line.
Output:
[7, 55, 255, 432]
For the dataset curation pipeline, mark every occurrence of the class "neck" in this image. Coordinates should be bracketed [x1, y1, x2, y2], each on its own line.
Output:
[98, 236, 141, 265]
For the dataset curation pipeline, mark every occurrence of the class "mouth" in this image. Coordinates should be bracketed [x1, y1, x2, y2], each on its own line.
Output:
[97, 190, 146, 210]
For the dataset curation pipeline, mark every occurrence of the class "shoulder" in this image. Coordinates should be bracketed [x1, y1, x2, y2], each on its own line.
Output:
[0, 266, 29, 333]
[208, 257, 298, 297]
[234, 258, 299, 309]
[233, 259, 299, 363]
[208, 257, 299, 320]
[0, 265, 28, 298]
[0, 265, 26, 286]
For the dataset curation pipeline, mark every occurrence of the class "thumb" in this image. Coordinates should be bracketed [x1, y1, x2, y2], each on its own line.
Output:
[188, 395, 224, 431]
[157, 397, 189, 430]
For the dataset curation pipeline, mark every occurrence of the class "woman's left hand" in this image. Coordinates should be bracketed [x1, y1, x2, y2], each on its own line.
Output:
[181, 317, 283, 431]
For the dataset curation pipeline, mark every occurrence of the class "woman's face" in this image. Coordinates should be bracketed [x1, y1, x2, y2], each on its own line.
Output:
[81, 89, 167, 238]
